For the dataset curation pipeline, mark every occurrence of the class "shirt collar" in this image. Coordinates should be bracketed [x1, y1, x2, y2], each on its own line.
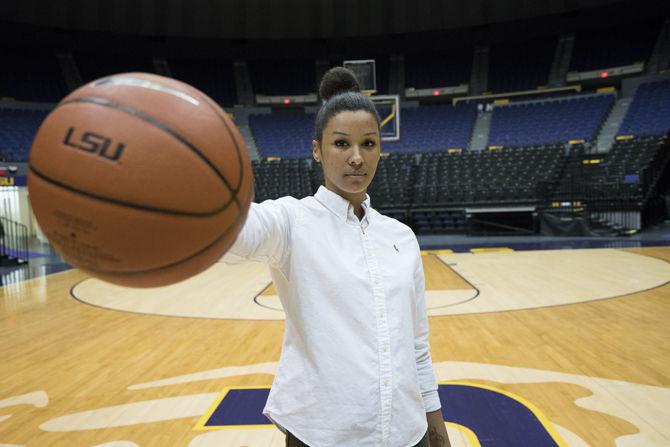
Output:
[315, 185, 371, 224]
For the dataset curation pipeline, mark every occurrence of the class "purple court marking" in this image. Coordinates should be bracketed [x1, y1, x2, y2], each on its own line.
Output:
[0, 244, 49, 258]
[421, 239, 670, 253]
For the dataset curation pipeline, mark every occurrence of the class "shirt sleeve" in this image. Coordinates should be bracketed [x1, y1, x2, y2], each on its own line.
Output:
[413, 243, 442, 413]
[221, 197, 296, 269]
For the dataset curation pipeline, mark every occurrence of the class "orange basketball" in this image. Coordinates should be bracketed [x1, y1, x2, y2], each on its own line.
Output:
[28, 72, 253, 287]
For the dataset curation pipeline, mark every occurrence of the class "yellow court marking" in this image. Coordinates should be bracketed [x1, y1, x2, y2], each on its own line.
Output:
[442, 381, 568, 447]
[421, 249, 455, 255]
[446, 422, 481, 447]
[260, 282, 277, 296]
[194, 386, 274, 431]
[470, 247, 514, 253]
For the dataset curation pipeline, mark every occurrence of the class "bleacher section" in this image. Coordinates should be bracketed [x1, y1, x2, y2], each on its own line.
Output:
[618, 81, 670, 137]
[249, 134, 667, 234]
[405, 48, 472, 89]
[488, 94, 614, 147]
[413, 146, 564, 207]
[1, 39, 667, 235]
[608, 136, 662, 191]
[253, 148, 566, 232]
[75, 53, 155, 82]
[367, 154, 415, 208]
[249, 104, 478, 158]
[248, 59, 316, 96]
[570, 22, 661, 71]
[0, 108, 48, 162]
[488, 38, 555, 92]
[0, 49, 68, 102]
[551, 136, 666, 229]
[249, 112, 314, 158]
[252, 158, 313, 201]
[169, 58, 237, 107]
[384, 104, 477, 153]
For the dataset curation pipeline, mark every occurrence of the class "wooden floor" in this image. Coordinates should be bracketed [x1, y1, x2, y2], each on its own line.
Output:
[1, 247, 669, 446]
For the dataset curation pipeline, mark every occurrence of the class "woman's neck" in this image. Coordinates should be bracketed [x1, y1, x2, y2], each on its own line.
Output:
[324, 183, 366, 220]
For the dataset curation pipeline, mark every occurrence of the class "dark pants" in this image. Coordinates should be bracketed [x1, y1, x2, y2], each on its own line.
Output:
[286, 430, 429, 447]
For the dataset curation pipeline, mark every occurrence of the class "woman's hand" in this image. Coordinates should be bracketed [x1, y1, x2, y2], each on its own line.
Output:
[426, 409, 451, 447]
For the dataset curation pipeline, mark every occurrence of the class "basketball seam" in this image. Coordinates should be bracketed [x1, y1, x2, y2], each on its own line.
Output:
[29, 165, 233, 217]
[56, 96, 240, 210]
[198, 94, 246, 194]
[66, 213, 241, 276]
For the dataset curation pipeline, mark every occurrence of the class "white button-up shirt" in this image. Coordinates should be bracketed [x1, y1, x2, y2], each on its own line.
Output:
[223, 186, 441, 447]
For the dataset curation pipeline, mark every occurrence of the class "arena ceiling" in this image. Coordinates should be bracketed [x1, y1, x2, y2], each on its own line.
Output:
[0, 0, 646, 40]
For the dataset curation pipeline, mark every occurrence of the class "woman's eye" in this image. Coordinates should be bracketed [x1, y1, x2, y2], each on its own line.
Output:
[364, 140, 377, 147]
[334, 140, 348, 148]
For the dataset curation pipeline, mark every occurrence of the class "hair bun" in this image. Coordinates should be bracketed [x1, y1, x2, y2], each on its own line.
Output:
[319, 67, 361, 101]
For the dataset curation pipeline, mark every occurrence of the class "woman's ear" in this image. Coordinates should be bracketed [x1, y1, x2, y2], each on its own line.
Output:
[312, 140, 321, 162]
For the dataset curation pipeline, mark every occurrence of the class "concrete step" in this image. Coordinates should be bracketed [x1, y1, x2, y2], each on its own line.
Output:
[238, 124, 261, 160]
[595, 97, 633, 153]
[468, 111, 493, 151]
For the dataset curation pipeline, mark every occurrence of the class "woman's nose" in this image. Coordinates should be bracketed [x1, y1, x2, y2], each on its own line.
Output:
[349, 147, 363, 166]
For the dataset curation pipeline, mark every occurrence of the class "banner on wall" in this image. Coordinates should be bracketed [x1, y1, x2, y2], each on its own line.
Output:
[0, 176, 27, 187]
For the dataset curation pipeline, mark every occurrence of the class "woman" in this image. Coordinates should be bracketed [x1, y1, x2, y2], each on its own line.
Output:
[224, 67, 451, 447]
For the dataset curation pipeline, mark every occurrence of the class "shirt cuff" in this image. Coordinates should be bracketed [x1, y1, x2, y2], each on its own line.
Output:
[422, 389, 442, 413]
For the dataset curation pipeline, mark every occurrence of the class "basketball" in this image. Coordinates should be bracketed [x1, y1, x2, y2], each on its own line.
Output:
[27, 72, 254, 287]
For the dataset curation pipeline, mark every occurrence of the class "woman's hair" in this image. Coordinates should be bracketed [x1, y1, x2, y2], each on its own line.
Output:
[314, 67, 381, 143]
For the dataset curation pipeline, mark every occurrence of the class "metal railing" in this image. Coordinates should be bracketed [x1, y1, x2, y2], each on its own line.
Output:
[0, 216, 29, 265]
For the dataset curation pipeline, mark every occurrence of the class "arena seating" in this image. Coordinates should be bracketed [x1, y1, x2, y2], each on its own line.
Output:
[245, 134, 662, 234]
[411, 209, 467, 234]
[570, 22, 661, 71]
[250, 103, 477, 158]
[383, 104, 477, 153]
[487, 38, 555, 92]
[607, 136, 665, 184]
[413, 146, 564, 207]
[254, 155, 415, 224]
[169, 58, 237, 107]
[404, 48, 472, 89]
[488, 94, 614, 147]
[600, 136, 665, 199]
[618, 81, 670, 137]
[552, 134, 665, 204]
[367, 154, 416, 208]
[1, 37, 666, 234]
[75, 53, 156, 82]
[0, 108, 49, 162]
[0, 49, 68, 102]
[249, 112, 314, 159]
[252, 158, 313, 201]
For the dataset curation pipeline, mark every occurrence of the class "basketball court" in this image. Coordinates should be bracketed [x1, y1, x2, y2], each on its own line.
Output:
[1, 7, 669, 446]
[1, 233, 670, 446]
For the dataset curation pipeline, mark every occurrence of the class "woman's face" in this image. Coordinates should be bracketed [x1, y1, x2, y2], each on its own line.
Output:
[313, 110, 380, 201]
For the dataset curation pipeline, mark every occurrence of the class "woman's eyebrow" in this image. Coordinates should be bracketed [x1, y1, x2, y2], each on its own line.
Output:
[333, 131, 349, 136]
[364, 132, 377, 136]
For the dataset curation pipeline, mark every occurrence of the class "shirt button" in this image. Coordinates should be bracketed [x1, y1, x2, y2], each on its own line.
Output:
[383, 345, 388, 352]
[384, 379, 389, 386]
